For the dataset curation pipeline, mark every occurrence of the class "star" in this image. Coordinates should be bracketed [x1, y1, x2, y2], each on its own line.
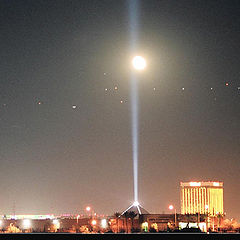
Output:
[225, 82, 229, 86]
[72, 105, 77, 109]
[153, 87, 156, 91]
[104, 88, 108, 91]
[37, 101, 42, 105]
[120, 100, 123, 104]
[182, 87, 185, 91]
[114, 86, 118, 90]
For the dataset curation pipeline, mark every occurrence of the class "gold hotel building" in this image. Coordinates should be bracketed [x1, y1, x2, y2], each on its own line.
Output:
[180, 181, 223, 216]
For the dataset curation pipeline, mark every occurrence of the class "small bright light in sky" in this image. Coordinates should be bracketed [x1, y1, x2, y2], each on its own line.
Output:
[86, 206, 91, 211]
[132, 56, 146, 70]
[72, 105, 77, 109]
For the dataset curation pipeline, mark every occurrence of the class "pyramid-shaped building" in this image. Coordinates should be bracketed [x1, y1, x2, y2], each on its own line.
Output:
[121, 202, 149, 216]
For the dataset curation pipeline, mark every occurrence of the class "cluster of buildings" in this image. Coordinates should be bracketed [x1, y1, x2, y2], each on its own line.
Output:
[0, 181, 231, 233]
[139, 181, 224, 232]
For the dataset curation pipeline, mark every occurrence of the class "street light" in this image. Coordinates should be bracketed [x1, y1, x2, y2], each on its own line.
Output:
[169, 205, 174, 210]
[85, 206, 94, 217]
[91, 220, 97, 226]
[86, 206, 91, 212]
[205, 205, 210, 232]
[91, 219, 97, 232]
[168, 205, 177, 228]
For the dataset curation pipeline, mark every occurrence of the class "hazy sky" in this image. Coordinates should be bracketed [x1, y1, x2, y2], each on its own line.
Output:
[0, 0, 239, 220]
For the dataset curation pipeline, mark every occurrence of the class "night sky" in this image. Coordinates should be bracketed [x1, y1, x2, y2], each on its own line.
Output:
[0, 0, 239, 220]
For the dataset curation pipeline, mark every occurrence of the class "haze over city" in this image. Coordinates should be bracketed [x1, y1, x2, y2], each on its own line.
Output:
[0, 0, 239, 223]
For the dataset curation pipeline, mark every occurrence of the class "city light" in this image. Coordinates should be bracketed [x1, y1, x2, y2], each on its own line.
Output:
[53, 219, 59, 225]
[91, 220, 97, 226]
[190, 182, 201, 187]
[142, 222, 148, 232]
[23, 219, 31, 229]
[101, 219, 107, 228]
[133, 201, 139, 206]
[53, 219, 60, 229]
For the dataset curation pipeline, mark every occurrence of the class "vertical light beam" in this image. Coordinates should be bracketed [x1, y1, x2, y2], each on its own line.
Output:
[128, 0, 140, 202]
[131, 72, 138, 202]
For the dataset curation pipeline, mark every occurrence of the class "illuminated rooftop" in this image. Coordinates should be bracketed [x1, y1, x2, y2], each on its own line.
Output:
[180, 181, 223, 187]
[2, 215, 55, 220]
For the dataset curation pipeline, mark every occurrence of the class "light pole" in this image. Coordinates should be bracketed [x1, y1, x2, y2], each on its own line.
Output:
[85, 206, 95, 219]
[86, 206, 94, 217]
[169, 205, 177, 228]
[86, 206, 96, 230]
[77, 214, 80, 224]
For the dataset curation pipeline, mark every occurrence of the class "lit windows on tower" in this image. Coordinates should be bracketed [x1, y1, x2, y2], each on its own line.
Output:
[180, 181, 223, 216]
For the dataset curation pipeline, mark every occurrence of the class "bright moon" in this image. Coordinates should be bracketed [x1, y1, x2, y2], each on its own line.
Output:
[132, 56, 146, 70]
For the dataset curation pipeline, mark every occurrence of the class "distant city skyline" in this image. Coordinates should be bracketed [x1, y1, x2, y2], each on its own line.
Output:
[0, 0, 239, 222]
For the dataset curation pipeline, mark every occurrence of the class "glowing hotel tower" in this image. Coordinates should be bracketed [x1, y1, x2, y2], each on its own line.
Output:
[180, 181, 224, 216]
